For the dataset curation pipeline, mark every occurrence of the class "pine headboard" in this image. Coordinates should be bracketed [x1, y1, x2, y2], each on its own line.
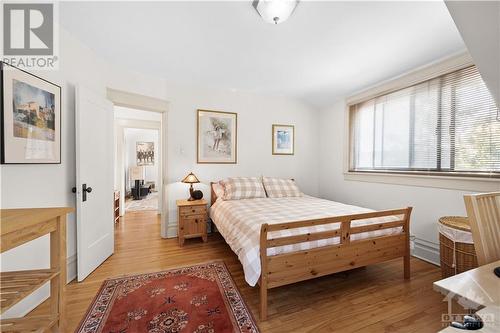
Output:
[210, 182, 218, 207]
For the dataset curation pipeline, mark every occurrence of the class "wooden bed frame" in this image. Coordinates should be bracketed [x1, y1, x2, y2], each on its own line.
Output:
[210, 182, 412, 320]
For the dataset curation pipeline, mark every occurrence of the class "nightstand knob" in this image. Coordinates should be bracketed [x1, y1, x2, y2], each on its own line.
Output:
[192, 209, 195, 213]
[195, 219, 198, 223]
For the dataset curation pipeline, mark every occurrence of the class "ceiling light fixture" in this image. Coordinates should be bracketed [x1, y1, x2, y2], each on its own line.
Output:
[252, 0, 299, 25]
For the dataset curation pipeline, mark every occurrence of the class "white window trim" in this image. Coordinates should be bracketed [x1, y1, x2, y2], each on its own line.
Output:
[343, 51, 500, 192]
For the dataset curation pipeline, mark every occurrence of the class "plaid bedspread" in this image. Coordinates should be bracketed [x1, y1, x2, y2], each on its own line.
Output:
[210, 196, 403, 286]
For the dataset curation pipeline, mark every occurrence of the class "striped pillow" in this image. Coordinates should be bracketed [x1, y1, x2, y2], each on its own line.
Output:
[262, 177, 302, 198]
[221, 177, 267, 200]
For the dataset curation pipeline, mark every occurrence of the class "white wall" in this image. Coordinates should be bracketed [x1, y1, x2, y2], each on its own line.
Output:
[445, 1, 500, 107]
[163, 82, 320, 234]
[124, 128, 159, 192]
[115, 106, 162, 122]
[318, 100, 500, 265]
[0, 28, 169, 317]
[0, 27, 319, 316]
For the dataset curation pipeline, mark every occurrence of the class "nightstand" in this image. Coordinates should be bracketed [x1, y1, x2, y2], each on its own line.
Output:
[176, 199, 208, 247]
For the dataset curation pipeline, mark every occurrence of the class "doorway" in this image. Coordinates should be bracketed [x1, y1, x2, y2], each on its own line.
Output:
[107, 88, 169, 238]
[114, 106, 163, 220]
[123, 127, 160, 213]
[75, 87, 168, 281]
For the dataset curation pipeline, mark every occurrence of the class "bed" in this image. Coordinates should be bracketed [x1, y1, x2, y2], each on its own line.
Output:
[210, 182, 412, 320]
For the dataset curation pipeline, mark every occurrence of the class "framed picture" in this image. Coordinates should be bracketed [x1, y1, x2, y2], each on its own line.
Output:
[272, 124, 294, 155]
[1, 62, 61, 164]
[136, 141, 154, 166]
[197, 109, 237, 164]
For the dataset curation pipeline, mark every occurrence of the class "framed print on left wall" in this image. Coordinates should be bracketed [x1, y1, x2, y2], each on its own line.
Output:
[1, 62, 61, 164]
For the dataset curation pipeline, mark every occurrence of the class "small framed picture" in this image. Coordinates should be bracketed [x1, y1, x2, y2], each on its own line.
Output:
[272, 124, 294, 155]
[197, 109, 237, 164]
[136, 141, 154, 166]
[1, 62, 61, 164]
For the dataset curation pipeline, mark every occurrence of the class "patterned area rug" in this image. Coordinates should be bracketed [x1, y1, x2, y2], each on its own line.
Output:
[125, 192, 158, 212]
[76, 261, 259, 333]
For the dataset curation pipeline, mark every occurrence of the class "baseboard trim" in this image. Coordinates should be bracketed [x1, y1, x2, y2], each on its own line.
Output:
[411, 237, 440, 266]
[67, 253, 77, 283]
[167, 222, 178, 238]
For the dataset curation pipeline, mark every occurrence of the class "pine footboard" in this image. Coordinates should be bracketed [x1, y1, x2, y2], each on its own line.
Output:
[258, 207, 413, 320]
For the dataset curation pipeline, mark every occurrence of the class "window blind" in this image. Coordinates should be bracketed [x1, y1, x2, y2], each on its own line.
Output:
[349, 65, 500, 176]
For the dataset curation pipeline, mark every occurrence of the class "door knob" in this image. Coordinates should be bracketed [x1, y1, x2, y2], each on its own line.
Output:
[82, 184, 92, 202]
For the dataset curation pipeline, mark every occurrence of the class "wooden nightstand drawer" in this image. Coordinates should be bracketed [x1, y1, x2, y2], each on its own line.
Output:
[179, 205, 206, 217]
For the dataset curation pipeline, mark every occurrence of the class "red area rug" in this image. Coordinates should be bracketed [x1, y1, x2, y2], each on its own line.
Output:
[76, 261, 259, 333]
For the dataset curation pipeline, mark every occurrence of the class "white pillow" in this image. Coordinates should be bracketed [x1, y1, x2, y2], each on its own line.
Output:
[212, 182, 225, 201]
[262, 177, 302, 198]
[221, 177, 267, 200]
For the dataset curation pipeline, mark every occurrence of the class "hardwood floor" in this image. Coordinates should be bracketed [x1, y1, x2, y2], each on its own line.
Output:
[60, 211, 447, 332]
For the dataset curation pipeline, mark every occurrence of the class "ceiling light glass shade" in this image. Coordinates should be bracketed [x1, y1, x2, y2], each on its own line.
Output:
[253, 0, 299, 25]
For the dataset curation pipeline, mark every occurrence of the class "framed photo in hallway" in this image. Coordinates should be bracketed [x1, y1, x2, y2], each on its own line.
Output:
[136, 141, 154, 166]
[272, 124, 294, 155]
[197, 109, 237, 164]
[1, 62, 61, 164]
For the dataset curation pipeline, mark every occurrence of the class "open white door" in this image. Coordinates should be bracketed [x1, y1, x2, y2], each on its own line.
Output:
[75, 85, 114, 281]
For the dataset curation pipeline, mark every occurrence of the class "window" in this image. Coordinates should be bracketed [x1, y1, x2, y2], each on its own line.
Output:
[349, 65, 500, 177]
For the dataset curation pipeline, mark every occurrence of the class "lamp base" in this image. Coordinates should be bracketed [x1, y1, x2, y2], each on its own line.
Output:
[133, 179, 143, 200]
[187, 197, 195, 201]
[187, 184, 195, 201]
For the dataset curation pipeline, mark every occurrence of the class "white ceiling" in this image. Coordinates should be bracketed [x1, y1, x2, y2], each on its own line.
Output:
[60, 1, 466, 109]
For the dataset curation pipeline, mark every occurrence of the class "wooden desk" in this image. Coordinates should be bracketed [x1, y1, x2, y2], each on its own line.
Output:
[0, 207, 73, 332]
[434, 260, 500, 332]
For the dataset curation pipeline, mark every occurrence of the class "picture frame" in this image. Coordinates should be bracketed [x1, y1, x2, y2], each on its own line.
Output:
[136, 141, 154, 166]
[197, 109, 237, 164]
[272, 124, 294, 155]
[1, 62, 61, 164]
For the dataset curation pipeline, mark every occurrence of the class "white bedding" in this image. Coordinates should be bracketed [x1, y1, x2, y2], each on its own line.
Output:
[210, 196, 403, 286]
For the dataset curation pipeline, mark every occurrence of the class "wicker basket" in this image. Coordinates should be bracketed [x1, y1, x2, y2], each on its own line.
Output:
[438, 216, 478, 278]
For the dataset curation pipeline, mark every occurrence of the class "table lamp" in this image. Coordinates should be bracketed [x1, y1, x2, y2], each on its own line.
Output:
[181, 172, 200, 201]
[130, 166, 145, 200]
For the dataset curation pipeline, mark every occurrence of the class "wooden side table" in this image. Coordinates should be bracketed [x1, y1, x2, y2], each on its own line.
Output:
[114, 191, 120, 223]
[0, 207, 73, 332]
[176, 199, 208, 247]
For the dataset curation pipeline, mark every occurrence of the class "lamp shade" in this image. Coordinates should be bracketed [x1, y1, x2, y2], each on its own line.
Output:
[129, 166, 145, 181]
[181, 172, 200, 184]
